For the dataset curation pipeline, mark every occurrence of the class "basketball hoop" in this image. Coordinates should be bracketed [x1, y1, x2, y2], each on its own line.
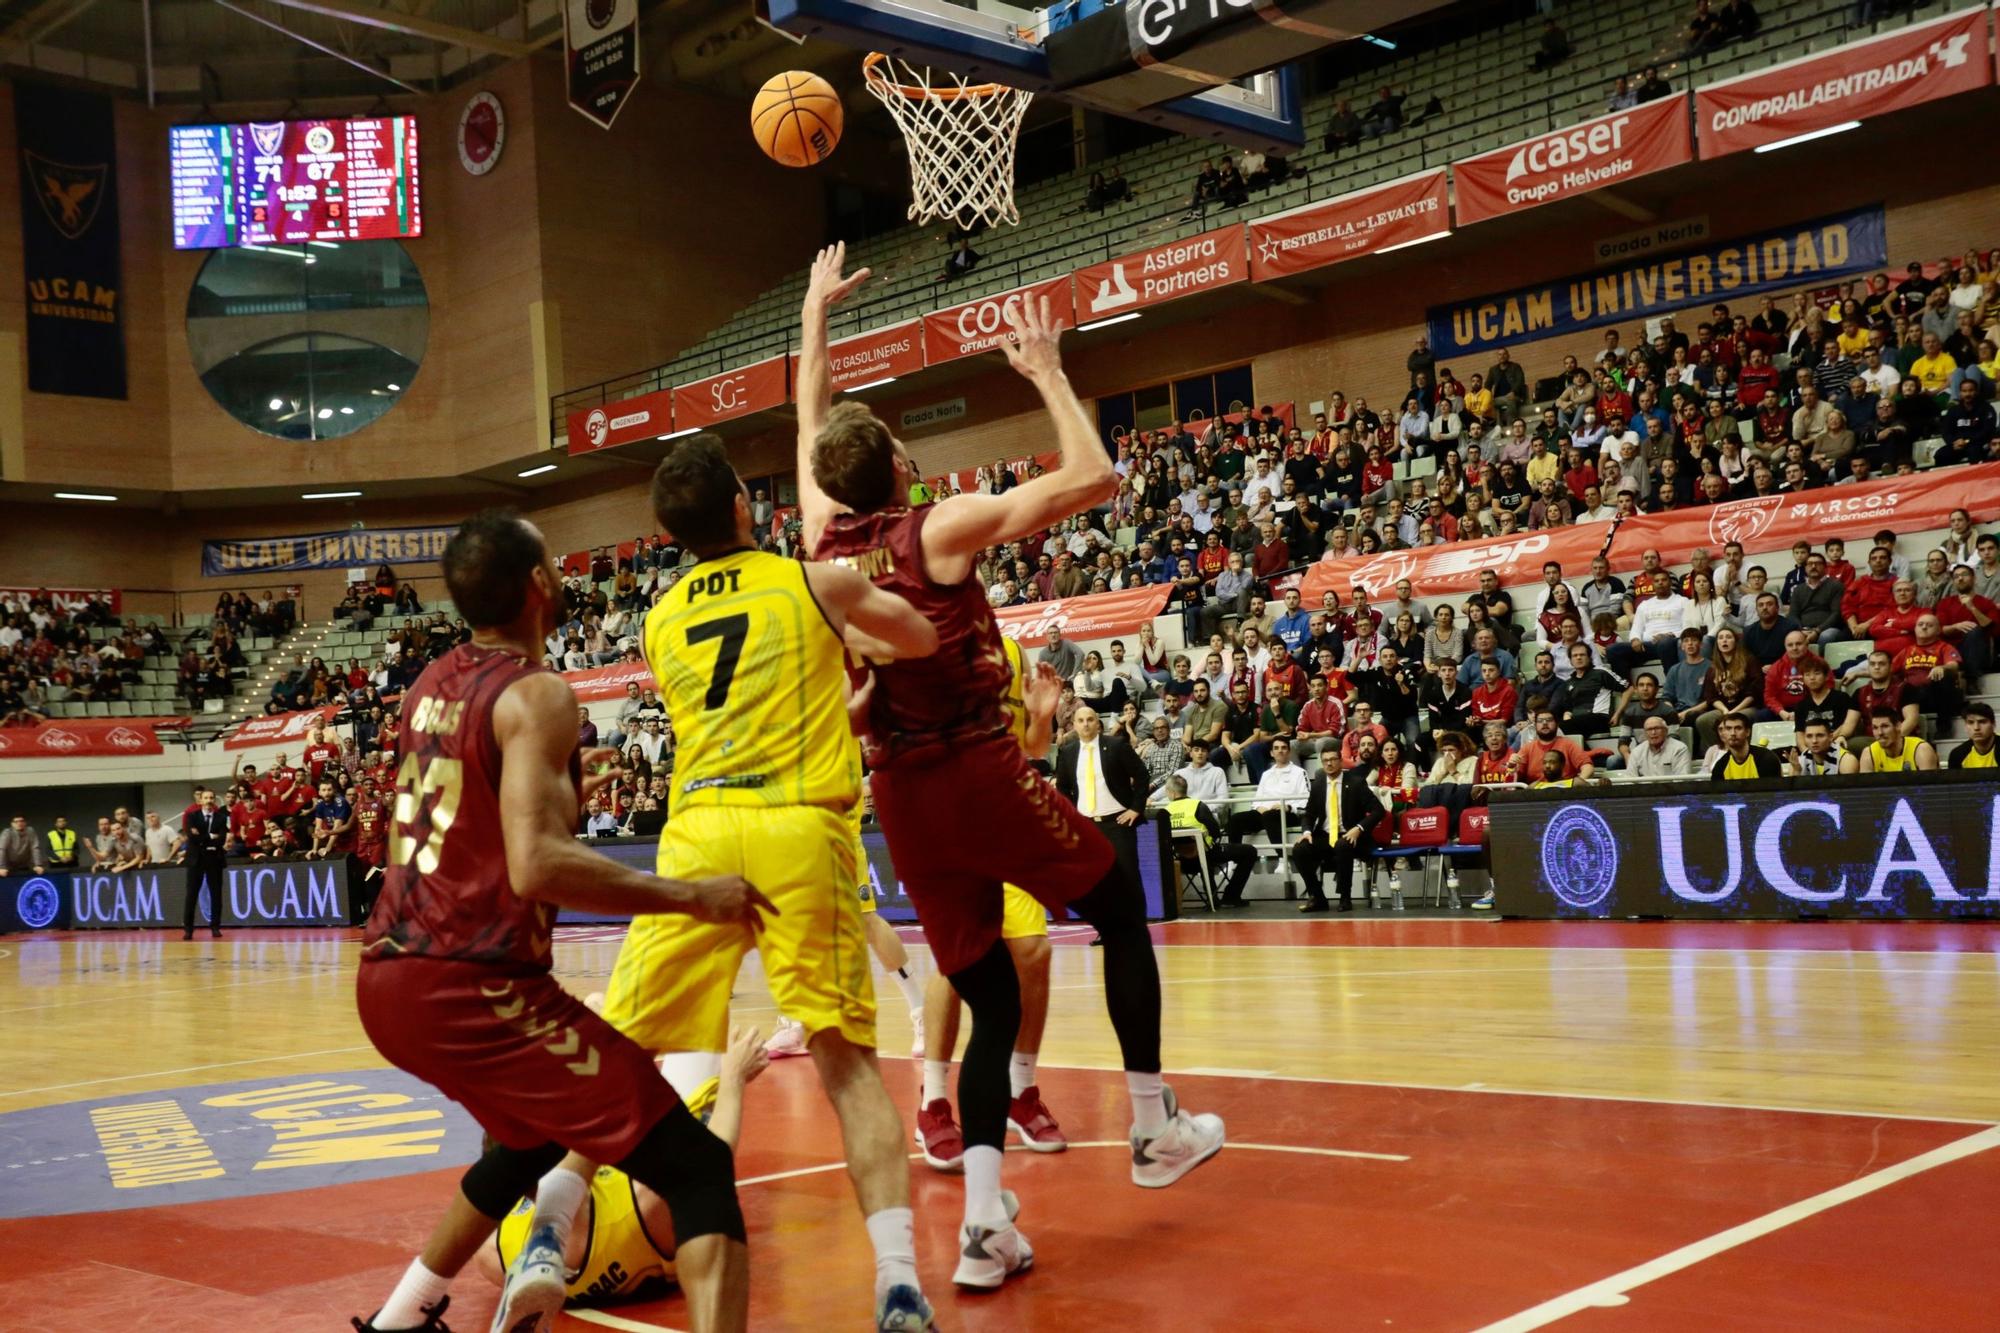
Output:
[862, 52, 1032, 231]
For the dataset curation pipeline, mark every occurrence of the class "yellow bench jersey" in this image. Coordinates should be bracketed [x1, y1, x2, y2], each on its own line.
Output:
[1001, 634, 1032, 751]
[644, 550, 860, 812]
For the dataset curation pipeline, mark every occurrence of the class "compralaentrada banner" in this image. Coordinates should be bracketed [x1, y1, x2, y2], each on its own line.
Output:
[202, 526, 453, 576]
[1426, 206, 1889, 357]
[1487, 772, 2000, 920]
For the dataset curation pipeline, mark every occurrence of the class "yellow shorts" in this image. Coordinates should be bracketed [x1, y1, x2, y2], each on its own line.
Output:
[1001, 884, 1049, 940]
[602, 804, 876, 1052]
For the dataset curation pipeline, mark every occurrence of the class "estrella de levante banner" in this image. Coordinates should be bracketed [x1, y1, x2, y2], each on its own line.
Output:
[202, 526, 453, 576]
[1426, 205, 1887, 358]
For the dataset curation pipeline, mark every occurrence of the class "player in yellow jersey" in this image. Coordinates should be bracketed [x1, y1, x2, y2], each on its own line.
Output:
[522, 436, 945, 1333]
[913, 634, 1069, 1167]
[478, 1027, 767, 1308]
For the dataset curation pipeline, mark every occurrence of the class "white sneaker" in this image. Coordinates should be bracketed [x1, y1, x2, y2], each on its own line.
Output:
[910, 1011, 926, 1060]
[1470, 890, 1495, 911]
[489, 1222, 567, 1333]
[763, 1018, 809, 1059]
[1130, 1085, 1225, 1189]
[952, 1190, 1030, 1290]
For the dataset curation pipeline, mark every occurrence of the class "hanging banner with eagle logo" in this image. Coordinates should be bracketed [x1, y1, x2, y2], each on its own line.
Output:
[16, 83, 125, 399]
[564, 0, 642, 129]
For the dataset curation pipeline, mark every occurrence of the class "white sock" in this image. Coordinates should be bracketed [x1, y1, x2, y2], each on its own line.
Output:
[657, 1049, 722, 1099]
[863, 1206, 920, 1295]
[528, 1164, 589, 1248]
[1008, 1051, 1038, 1098]
[1127, 1071, 1169, 1137]
[375, 1258, 451, 1329]
[962, 1144, 1005, 1226]
[922, 1059, 951, 1106]
[889, 965, 924, 1019]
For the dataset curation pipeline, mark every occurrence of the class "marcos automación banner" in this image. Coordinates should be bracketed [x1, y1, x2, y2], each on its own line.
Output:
[203, 527, 453, 577]
[994, 585, 1172, 649]
[1248, 169, 1450, 281]
[1299, 523, 1614, 605]
[1608, 460, 2000, 566]
[0, 719, 176, 758]
[1427, 206, 1887, 357]
[1452, 95, 1691, 227]
[1695, 7, 1992, 158]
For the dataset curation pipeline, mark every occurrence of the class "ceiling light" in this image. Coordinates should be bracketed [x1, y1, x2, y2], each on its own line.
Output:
[386, 383, 401, 391]
[302, 490, 362, 499]
[55, 491, 117, 501]
[658, 427, 700, 440]
[1375, 230, 1451, 255]
[1360, 33, 1396, 50]
[339, 405, 354, 414]
[844, 376, 897, 392]
[1752, 121, 1861, 154]
[1077, 312, 1142, 332]
[316, 407, 333, 419]
[517, 463, 558, 478]
[268, 397, 285, 410]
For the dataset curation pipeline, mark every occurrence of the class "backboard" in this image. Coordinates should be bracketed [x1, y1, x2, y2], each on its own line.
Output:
[763, 0, 1439, 154]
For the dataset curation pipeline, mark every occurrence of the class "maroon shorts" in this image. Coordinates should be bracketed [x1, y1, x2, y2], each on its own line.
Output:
[872, 732, 1113, 974]
[356, 958, 677, 1164]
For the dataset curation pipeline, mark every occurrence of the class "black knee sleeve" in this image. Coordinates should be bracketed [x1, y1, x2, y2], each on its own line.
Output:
[460, 1141, 565, 1220]
[948, 939, 1021, 1151]
[615, 1102, 746, 1245]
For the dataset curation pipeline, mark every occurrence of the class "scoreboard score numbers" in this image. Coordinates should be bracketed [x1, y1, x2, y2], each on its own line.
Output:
[171, 116, 422, 250]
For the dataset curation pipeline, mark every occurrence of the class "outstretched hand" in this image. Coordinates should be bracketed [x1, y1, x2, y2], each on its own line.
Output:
[721, 1024, 771, 1088]
[1000, 294, 1067, 383]
[1022, 659, 1064, 723]
[806, 241, 871, 309]
[579, 746, 621, 799]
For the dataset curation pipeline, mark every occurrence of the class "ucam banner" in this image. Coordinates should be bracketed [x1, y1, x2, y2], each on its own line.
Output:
[993, 584, 1173, 649]
[1074, 225, 1247, 321]
[202, 527, 453, 577]
[1299, 522, 1614, 606]
[922, 276, 1076, 367]
[671, 355, 788, 430]
[0, 719, 173, 758]
[1426, 206, 1888, 358]
[1453, 94, 1692, 227]
[17, 82, 125, 398]
[792, 319, 927, 395]
[1607, 460, 2000, 567]
[1695, 7, 1991, 158]
[1247, 169, 1450, 282]
[224, 706, 339, 751]
[566, 388, 672, 456]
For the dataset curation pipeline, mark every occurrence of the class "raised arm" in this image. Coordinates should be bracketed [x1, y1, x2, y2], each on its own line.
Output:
[797, 243, 873, 551]
[494, 671, 775, 923]
[1019, 658, 1062, 758]
[921, 297, 1117, 581]
[804, 561, 940, 661]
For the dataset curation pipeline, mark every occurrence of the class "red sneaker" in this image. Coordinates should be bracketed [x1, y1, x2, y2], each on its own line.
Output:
[1006, 1085, 1068, 1153]
[914, 1097, 965, 1173]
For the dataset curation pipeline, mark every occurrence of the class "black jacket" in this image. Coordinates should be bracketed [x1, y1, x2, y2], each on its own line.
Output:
[1299, 768, 1381, 845]
[1056, 733, 1151, 817]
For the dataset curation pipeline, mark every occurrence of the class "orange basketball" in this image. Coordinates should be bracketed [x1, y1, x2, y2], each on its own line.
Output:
[751, 70, 844, 168]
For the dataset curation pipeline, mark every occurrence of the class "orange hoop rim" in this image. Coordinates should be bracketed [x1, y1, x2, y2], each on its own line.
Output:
[863, 51, 1013, 101]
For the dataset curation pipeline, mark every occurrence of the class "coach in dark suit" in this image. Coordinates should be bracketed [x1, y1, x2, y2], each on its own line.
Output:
[1291, 733, 1383, 913]
[1056, 705, 1152, 898]
[182, 786, 230, 940]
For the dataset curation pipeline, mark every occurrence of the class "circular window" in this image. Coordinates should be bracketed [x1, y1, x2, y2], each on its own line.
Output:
[186, 240, 427, 441]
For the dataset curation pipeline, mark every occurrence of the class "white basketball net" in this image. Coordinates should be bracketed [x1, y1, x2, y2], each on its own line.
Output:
[863, 52, 1032, 231]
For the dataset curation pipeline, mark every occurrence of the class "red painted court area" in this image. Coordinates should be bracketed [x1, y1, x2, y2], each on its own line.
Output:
[1, 1062, 1993, 1331]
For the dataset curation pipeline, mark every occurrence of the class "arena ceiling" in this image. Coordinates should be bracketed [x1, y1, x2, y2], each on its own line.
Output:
[0, 0, 858, 106]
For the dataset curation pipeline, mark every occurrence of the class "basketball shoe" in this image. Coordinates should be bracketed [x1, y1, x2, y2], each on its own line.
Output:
[952, 1189, 1029, 1290]
[1130, 1084, 1225, 1188]
[488, 1222, 566, 1333]
[914, 1098, 964, 1171]
[1006, 1085, 1066, 1152]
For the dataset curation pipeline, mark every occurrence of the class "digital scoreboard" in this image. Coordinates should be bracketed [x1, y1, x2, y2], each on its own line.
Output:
[170, 116, 422, 250]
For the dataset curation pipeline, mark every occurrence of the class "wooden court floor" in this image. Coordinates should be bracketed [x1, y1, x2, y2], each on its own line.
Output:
[0, 918, 1996, 1330]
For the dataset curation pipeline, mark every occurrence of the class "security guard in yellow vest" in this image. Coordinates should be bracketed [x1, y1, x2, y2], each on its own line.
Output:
[1163, 774, 1253, 907]
[44, 816, 78, 869]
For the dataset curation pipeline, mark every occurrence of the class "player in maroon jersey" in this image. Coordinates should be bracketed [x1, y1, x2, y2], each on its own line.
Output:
[349, 778, 388, 924]
[352, 510, 773, 1333]
[797, 244, 1224, 1290]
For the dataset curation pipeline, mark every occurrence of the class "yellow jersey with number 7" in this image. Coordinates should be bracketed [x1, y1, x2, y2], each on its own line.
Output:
[643, 549, 859, 813]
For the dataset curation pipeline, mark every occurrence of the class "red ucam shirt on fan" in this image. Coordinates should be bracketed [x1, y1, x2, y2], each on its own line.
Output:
[260, 761, 308, 816]
[1867, 604, 1926, 661]
[232, 795, 268, 851]
[302, 735, 340, 785]
[1893, 637, 1961, 688]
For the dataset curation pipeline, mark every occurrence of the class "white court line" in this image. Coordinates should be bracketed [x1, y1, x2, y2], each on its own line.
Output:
[0, 1045, 378, 1099]
[1473, 1124, 2000, 1332]
[0, 971, 321, 1016]
[571, 1310, 684, 1333]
